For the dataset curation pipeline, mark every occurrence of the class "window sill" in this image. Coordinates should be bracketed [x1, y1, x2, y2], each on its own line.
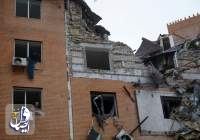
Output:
[86, 68, 111, 72]
[33, 111, 45, 118]
[15, 16, 41, 22]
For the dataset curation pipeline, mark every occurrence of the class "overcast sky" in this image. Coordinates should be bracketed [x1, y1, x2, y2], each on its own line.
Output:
[85, 0, 200, 50]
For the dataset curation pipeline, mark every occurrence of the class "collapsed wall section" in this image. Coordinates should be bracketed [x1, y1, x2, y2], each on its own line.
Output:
[65, 0, 150, 83]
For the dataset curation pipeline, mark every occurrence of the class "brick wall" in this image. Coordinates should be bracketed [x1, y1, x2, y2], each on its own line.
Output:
[0, 0, 69, 139]
[167, 14, 200, 45]
[71, 77, 173, 140]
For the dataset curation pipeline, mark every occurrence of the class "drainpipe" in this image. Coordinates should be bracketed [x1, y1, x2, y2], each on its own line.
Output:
[67, 78, 74, 140]
[65, 5, 74, 140]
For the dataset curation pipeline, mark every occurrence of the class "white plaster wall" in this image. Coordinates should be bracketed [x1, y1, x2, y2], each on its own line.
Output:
[136, 90, 181, 135]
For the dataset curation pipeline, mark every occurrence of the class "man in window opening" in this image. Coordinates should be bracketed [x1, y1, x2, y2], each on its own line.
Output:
[31, 102, 44, 116]
[31, 52, 40, 63]
[27, 52, 40, 79]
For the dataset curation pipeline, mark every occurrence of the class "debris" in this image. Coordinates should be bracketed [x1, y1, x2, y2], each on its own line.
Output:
[129, 116, 149, 135]
[147, 62, 166, 87]
[93, 95, 106, 130]
[123, 86, 135, 103]
[92, 94, 116, 130]
[113, 117, 123, 131]
[115, 129, 134, 140]
[170, 81, 200, 139]
[88, 127, 101, 140]
[137, 34, 200, 139]
[94, 25, 110, 37]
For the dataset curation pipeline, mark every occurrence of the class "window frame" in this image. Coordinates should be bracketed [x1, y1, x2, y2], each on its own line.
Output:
[90, 91, 118, 117]
[15, 0, 42, 19]
[12, 87, 43, 111]
[14, 39, 42, 63]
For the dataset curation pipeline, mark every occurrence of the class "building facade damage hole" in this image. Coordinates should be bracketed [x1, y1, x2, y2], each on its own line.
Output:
[160, 96, 182, 119]
[90, 91, 117, 129]
[86, 49, 110, 70]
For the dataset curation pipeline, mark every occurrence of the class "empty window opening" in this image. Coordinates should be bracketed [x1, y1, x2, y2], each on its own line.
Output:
[13, 88, 42, 111]
[16, 0, 41, 19]
[147, 52, 175, 74]
[15, 40, 41, 62]
[86, 49, 110, 70]
[160, 96, 182, 119]
[163, 53, 175, 70]
[162, 37, 171, 50]
[90, 91, 117, 117]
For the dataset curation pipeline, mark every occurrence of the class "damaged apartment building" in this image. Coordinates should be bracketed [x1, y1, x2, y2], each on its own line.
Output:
[65, 1, 200, 139]
[65, 0, 154, 140]
[0, 0, 200, 140]
[136, 13, 200, 140]
[65, 0, 184, 140]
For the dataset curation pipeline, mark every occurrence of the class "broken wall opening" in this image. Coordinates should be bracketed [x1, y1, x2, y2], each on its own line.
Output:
[160, 96, 182, 119]
[86, 49, 110, 70]
[145, 52, 175, 74]
[90, 91, 117, 117]
[162, 37, 171, 50]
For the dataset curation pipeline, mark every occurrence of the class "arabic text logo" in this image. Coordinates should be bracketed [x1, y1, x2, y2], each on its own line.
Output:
[10, 106, 31, 134]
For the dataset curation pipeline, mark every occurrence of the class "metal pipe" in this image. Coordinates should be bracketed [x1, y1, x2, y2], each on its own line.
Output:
[130, 116, 149, 135]
[65, 3, 74, 139]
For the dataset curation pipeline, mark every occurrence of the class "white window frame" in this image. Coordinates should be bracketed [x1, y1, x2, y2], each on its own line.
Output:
[14, 40, 42, 62]
[15, 0, 41, 19]
[12, 88, 42, 110]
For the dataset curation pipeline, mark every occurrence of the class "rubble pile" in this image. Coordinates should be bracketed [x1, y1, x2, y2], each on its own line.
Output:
[166, 39, 200, 140]
[137, 34, 200, 139]
[170, 80, 200, 140]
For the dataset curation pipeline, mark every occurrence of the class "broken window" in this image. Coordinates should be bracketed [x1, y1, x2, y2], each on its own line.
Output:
[86, 49, 110, 70]
[160, 96, 182, 119]
[90, 91, 117, 117]
[16, 0, 41, 19]
[13, 88, 42, 110]
[15, 40, 41, 62]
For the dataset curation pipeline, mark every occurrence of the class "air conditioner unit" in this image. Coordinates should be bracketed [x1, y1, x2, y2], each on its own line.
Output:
[115, 129, 134, 140]
[12, 57, 27, 66]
